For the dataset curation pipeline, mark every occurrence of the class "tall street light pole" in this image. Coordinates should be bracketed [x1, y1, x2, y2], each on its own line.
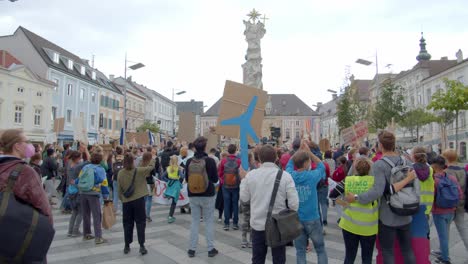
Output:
[172, 88, 186, 137]
[122, 52, 144, 144]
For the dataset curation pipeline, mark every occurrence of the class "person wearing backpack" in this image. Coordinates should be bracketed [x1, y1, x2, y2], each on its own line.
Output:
[431, 156, 463, 264]
[185, 136, 219, 258]
[442, 149, 468, 253]
[78, 152, 109, 245]
[219, 144, 242, 231]
[0, 129, 54, 263]
[113, 146, 125, 214]
[286, 141, 328, 264]
[66, 151, 85, 237]
[344, 130, 418, 264]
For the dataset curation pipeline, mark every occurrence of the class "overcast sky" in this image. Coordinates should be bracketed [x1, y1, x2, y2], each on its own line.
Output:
[1, 0, 468, 110]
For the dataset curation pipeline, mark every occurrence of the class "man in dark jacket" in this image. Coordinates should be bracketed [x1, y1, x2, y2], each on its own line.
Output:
[185, 136, 219, 258]
[41, 148, 58, 203]
[160, 141, 179, 172]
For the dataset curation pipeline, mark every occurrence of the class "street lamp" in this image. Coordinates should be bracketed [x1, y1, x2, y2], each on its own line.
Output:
[172, 89, 186, 136]
[122, 53, 144, 143]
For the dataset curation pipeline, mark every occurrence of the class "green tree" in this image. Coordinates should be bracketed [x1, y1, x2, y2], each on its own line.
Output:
[427, 78, 468, 150]
[434, 111, 456, 150]
[398, 108, 436, 142]
[336, 87, 355, 132]
[137, 120, 160, 133]
[369, 81, 406, 130]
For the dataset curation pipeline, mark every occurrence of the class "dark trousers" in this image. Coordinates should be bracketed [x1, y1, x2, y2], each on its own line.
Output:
[223, 187, 239, 225]
[379, 222, 416, 264]
[251, 229, 286, 264]
[342, 229, 376, 264]
[169, 198, 176, 217]
[123, 197, 146, 246]
[81, 195, 102, 238]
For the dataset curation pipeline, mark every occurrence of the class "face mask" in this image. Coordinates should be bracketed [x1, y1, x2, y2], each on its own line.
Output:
[23, 143, 35, 158]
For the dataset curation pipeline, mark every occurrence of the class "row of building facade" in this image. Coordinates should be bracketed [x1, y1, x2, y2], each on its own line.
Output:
[318, 34, 467, 160]
[0, 26, 181, 145]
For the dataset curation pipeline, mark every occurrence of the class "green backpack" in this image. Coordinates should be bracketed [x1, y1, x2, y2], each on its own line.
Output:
[78, 165, 97, 192]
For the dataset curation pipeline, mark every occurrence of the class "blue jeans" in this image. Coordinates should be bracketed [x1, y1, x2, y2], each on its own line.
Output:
[223, 187, 239, 226]
[433, 213, 454, 261]
[294, 219, 328, 264]
[317, 186, 329, 223]
[113, 181, 121, 211]
[189, 196, 216, 251]
[145, 195, 153, 218]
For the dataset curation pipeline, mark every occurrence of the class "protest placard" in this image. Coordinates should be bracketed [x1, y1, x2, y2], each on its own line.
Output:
[178, 112, 196, 143]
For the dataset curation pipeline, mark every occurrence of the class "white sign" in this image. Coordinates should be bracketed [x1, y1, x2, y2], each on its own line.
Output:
[154, 179, 189, 207]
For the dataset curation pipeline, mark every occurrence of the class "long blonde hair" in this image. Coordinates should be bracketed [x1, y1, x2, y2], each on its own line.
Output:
[168, 155, 179, 173]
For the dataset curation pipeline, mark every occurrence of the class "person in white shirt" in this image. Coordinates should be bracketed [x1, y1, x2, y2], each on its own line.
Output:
[240, 145, 299, 264]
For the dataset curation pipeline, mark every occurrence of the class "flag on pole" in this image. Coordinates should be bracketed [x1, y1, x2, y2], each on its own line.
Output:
[149, 130, 155, 145]
[119, 128, 124, 145]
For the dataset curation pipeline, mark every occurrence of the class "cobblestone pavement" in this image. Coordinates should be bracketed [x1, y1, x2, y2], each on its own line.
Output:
[48, 201, 467, 264]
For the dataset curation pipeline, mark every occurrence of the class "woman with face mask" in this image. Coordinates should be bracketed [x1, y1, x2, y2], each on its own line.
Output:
[0, 129, 52, 223]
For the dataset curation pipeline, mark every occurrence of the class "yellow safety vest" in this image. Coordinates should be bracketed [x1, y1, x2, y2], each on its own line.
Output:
[167, 167, 179, 180]
[419, 167, 435, 215]
[339, 176, 379, 236]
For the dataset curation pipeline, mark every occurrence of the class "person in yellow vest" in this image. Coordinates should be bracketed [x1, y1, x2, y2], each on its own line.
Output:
[163, 155, 185, 223]
[337, 157, 378, 264]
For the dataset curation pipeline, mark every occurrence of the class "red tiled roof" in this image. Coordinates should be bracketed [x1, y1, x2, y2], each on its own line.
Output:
[0, 50, 22, 68]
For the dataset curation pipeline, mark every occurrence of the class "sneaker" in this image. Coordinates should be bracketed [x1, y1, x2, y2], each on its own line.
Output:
[248, 242, 252, 248]
[233, 225, 240, 230]
[124, 245, 130, 254]
[224, 225, 229, 231]
[83, 234, 95, 241]
[218, 218, 222, 223]
[168, 216, 176, 224]
[241, 242, 248, 248]
[435, 259, 452, 264]
[200, 217, 203, 222]
[139, 246, 148, 255]
[187, 250, 195, 258]
[323, 220, 328, 226]
[67, 233, 73, 237]
[431, 251, 442, 258]
[71, 231, 82, 237]
[322, 227, 326, 235]
[181, 208, 187, 214]
[208, 248, 218, 257]
[95, 237, 108, 245]
[146, 217, 152, 223]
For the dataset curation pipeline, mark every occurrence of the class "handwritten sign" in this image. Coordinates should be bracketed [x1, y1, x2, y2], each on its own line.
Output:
[154, 179, 189, 207]
[341, 121, 369, 146]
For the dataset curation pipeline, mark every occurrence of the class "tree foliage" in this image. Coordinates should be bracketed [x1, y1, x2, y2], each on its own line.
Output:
[137, 120, 160, 133]
[398, 108, 436, 141]
[369, 81, 406, 130]
[336, 86, 369, 132]
[427, 78, 468, 150]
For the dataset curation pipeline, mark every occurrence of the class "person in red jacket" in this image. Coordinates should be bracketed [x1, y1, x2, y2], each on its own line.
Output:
[0, 129, 52, 224]
[218, 144, 242, 230]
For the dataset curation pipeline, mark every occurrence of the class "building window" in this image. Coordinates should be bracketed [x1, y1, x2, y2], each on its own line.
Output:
[460, 114, 466, 128]
[99, 113, 104, 128]
[139, 104, 143, 113]
[91, 71, 96, 80]
[67, 84, 73, 96]
[17, 87, 24, 93]
[53, 52, 59, 63]
[79, 88, 85, 101]
[90, 114, 95, 128]
[285, 128, 290, 139]
[36, 91, 42, 97]
[426, 88, 431, 104]
[34, 109, 41, 126]
[449, 142, 454, 149]
[457, 76, 464, 84]
[460, 142, 467, 160]
[296, 121, 300, 126]
[295, 131, 300, 139]
[68, 60, 73, 70]
[52, 79, 59, 92]
[91, 92, 96, 103]
[108, 119, 112, 130]
[80, 66, 85, 75]
[14, 106, 23, 124]
[66, 109, 72, 123]
[51, 107, 57, 120]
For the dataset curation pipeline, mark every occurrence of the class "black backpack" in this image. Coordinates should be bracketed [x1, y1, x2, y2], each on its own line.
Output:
[0, 164, 55, 263]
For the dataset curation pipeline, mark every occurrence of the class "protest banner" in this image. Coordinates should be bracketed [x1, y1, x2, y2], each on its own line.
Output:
[126, 132, 149, 146]
[216, 80, 267, 140]
[73, 117, 88, 145]
[341, 120, 369, 146]
[154, 179, 189, 207]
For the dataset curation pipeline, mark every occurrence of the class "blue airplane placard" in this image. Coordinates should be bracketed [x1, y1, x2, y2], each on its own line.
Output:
[217, 80, 267, 170]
